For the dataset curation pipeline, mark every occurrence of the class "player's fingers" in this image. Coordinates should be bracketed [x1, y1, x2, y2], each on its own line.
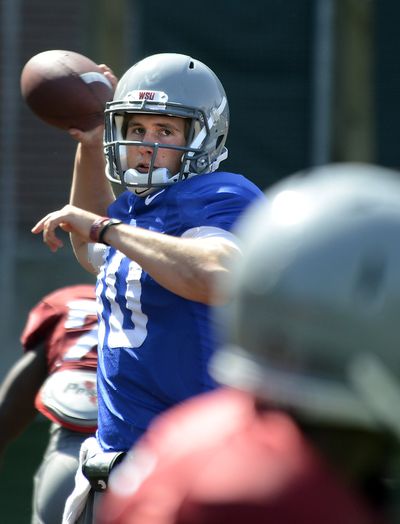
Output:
[31, 212, 56, 234]
[68, 128, 85, 141]
[69, 125, 104, 144]
[98, 63, 115, 76]
[60, 222, 74, 233]
[31, 209, 66, 251]
[104, 71, 118, 90]
[42, 216, 65, 252]
[45, 234, 64, 253]
[98, 64, 118, 89]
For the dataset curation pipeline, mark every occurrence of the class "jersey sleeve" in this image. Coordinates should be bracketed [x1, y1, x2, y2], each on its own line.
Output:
[87, 242, 109, 273]
[20, 300, 61, 352]
[181, 226, 240, 248]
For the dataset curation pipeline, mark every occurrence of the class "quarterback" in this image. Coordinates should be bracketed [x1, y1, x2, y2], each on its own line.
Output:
[33, 53, 263, 452]
[33, 52, 263, 452]
[32, 53, 264, 523]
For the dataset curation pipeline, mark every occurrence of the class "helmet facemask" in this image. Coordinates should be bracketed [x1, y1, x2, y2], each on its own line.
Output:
[104, 94, 228, 195]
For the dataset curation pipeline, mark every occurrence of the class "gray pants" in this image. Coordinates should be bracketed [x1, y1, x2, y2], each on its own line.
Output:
[31, 424, 94, 524]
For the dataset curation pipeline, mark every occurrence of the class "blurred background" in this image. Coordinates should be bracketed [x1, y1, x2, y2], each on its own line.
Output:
[0, 0, 398, 521]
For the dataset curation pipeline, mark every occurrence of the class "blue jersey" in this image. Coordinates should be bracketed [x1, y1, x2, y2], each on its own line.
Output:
[95, 172, 264, 451]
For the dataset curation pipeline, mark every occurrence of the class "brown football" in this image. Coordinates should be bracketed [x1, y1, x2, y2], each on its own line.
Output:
[20, 49, 113, 131]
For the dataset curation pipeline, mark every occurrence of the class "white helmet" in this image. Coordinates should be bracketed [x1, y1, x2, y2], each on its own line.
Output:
[104, 53, 229, 192]
[211, 163, 400, 439]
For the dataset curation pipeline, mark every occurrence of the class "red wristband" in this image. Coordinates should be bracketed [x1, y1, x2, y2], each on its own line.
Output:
[89, 217, 110, 243]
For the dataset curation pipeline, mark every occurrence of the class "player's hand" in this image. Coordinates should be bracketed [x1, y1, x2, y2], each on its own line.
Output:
[98, 63, 118, 92]
[31, 205, 101, 252]
[68, 124, 103, 145]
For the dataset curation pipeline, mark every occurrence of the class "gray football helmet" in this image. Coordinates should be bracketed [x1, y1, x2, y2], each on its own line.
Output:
[211, 163, 400, 438]
[104, 53, 229, 192]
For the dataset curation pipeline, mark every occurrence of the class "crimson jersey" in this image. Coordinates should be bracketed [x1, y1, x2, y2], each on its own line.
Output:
[21, 284, 99, 432]
[99, 388, 385, 524]
[21, 284, 98, 374]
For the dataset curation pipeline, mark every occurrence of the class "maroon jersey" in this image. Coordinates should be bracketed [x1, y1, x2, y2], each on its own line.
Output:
[21, 284, 98, 432]
[21, 284, 98, 373]
[99, 388, 385, 524]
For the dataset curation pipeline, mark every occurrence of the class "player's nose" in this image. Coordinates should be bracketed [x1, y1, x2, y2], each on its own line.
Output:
[138, 131, 156, 151]
[137, 140, 153, 154]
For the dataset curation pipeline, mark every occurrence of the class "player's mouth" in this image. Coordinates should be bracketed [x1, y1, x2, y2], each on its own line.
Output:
[136, 163, 151, 173]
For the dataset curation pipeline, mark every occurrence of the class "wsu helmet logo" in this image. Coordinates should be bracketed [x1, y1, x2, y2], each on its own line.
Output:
[126, 90, 168, 104]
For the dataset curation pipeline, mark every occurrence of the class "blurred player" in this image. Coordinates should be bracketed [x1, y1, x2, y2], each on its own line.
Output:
[97, 163, 400, 523]
[0, 284, 98, 524]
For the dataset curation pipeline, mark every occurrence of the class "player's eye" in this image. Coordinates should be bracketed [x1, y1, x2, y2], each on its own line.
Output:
[127, 126, 144, 138]
[160, 128, 172, 137]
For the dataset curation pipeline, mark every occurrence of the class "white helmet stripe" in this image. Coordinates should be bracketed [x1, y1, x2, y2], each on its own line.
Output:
[189, 96, 227, 152]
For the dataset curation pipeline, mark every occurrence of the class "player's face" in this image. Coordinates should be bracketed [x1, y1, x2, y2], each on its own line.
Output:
[125, 114, 187, 175]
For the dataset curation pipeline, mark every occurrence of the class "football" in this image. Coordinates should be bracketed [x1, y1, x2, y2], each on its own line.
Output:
[20, 49, 114, 131]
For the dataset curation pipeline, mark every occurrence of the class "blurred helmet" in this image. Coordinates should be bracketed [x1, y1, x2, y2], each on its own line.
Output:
[104, 53, 229, 193]
[211, 163, 400, 438]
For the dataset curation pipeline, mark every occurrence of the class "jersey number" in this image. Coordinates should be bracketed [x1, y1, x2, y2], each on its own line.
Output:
[98, 251, 149, 349]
